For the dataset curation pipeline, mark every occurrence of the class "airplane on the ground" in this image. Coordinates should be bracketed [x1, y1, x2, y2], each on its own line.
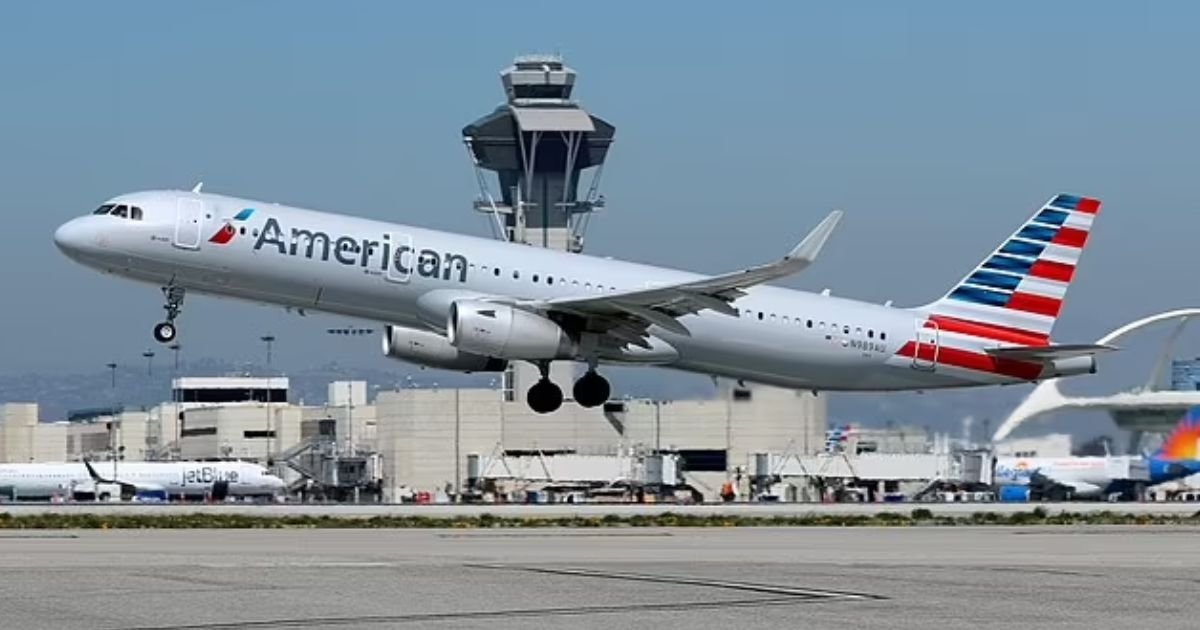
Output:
[994, 409, 1200, 500]
[0, 460, 285, 501]
[54, 189, 1111, 413]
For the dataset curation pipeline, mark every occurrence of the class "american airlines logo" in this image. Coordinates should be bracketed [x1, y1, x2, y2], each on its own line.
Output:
[253, 217, 469, 283]
[209, 208, 256, 244]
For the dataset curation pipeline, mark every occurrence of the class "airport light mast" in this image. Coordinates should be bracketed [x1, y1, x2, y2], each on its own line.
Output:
[462, 54, 616, 402]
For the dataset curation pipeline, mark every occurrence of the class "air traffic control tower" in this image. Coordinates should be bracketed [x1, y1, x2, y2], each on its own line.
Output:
[462, 55, 615, 253]
[462, 55, 616, 403]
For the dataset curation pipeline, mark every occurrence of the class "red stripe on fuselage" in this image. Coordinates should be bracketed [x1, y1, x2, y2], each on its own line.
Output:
[1006, 292, 1062, 317]
[1076, 198, 1101, 214]
[926, 316, 1049, 346]
[895, 341, 1043, 380]
[1028, 259, 1075, 283]
[1051, 227, 1088, 248]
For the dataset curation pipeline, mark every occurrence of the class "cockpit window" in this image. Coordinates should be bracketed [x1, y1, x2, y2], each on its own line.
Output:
[111, 205, 128, 218]
[93, 204, 115, 215]
[130, 206, 143, 221]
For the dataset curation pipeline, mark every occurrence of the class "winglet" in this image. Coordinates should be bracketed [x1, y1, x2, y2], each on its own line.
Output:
[786, 210, 843, 263]
[191, 181, 204, 193]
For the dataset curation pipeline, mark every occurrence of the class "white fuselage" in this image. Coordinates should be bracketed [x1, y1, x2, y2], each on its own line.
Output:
[0, 461, 285, 499]
[53, 190, 1052, 391]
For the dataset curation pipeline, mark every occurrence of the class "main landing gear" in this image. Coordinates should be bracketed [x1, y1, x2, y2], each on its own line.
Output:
[153, 286, 185, 344]
[525, 362, 612, 414]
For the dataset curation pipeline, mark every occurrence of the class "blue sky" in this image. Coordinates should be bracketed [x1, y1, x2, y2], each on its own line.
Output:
[2, 2, 1199, 406]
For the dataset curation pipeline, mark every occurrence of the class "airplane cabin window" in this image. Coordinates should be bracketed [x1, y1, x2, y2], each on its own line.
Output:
[807, 320, 813, 328]
[757, 312, 764, 321]
[93, 204, 115, 215]
[532, 274, 539, 283]
[513, 270, 520, 279]
[494, 268, 501, 277]
[130, 206, 144, 221]
[547, 276, 554, 285]
[868, 330, 875, 338]
[880, 332, 887, 340]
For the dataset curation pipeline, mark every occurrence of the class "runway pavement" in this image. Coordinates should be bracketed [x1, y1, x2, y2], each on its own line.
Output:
[2, 526, 1198, 629]
[2, 500, 1200, 518]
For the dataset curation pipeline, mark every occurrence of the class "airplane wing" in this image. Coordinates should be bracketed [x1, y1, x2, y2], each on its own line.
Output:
[985, 344, 1117, 361]
[506, 210, 843, 347]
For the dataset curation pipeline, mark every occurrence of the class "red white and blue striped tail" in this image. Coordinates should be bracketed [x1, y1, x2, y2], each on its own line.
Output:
[921, 193, 1100, 345]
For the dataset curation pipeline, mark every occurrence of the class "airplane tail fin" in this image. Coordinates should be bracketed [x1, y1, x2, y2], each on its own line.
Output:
[1152, 407, 1200, 461]
[920, 194, 1101, 344]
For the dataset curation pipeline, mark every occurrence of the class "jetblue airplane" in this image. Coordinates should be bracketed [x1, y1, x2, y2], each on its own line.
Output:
[0, 460, 285, 501]
[54, 188, 1109, 413]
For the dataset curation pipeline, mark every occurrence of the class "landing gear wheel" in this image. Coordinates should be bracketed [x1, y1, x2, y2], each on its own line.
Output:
[573, 371, 611, 408]
[155, 285, 186, 344]
[153, 322, 177, 344]
[527, 379, 564, 414]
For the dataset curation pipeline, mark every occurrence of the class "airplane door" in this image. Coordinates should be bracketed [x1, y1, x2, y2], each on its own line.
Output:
[912, 319, 939, 371]
[385, 232, 413, 283]
[174, 197, 205, 250]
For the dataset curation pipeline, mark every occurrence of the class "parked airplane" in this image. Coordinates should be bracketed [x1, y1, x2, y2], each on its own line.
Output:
[54, 189, 1110, 413]
[0, 460, 285, 501]
[994, 410, 1200, 500]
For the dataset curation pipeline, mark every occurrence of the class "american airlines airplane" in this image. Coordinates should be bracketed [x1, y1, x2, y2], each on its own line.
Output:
[0, 460, 285, 501]
[54, 188, 1110, 414]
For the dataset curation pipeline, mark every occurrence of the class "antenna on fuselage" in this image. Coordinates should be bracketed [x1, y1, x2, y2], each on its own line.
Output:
[191, 182, 204, 194]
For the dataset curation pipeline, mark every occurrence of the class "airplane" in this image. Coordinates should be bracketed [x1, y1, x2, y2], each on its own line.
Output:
[993, 455, 1141, 500]
[54, 189, 1111, 414]
[993, 409, 1200, 501]
[0, 460, 285, 501]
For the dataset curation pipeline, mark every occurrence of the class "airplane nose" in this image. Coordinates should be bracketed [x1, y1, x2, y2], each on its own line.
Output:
[53, 218, 89, 254]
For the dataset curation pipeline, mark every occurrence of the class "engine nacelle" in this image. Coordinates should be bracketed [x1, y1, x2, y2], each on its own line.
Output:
[448, 301, 576, 360]
[382, 324, 507, 372]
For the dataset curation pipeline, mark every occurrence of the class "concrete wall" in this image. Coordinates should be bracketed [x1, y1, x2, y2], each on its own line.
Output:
[375, 382, 827, 500]
[179, 405, 303, 462]
[0, 404, 68, 463]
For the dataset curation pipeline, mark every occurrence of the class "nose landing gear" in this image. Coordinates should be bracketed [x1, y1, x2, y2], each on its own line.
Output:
[153, 286, 185, 344]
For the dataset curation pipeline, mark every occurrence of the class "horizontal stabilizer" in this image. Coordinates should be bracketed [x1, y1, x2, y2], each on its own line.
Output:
[985, 343, 1117, 361]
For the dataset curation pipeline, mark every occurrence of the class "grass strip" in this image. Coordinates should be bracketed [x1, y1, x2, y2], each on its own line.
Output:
[0, 508, 1197, 529]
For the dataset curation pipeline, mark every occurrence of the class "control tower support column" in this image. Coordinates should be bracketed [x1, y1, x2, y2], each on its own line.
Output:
[462, 55, 616, 407]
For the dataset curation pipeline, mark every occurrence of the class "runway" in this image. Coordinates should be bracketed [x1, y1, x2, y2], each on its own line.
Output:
[2, 500, 1200, 519]
[3, 526, 1197, 629]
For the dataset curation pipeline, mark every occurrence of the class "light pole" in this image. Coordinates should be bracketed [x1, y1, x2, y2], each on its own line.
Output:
[325, 326, 375, 455]
[169, 343, 182, 459]
[142, 350, 155, 376]
[106, 362, 118, 389]
[649, 399, 670, 452]
[260, 334, 276, 463]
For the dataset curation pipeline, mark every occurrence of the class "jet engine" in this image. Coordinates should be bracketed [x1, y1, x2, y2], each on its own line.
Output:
[448, 301, 576, 360]
[381, 324, 507, 372]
